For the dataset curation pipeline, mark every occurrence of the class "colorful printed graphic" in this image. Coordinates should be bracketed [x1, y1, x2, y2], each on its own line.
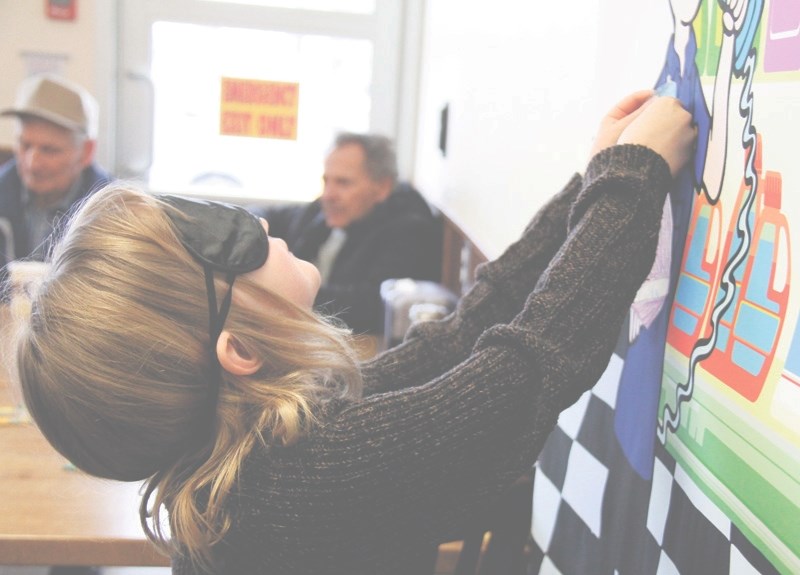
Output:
[700, 167, 790, 399]
[667, 136, 792, 402]
[660, 130, 799, 570]
[764, 0, 800, 73]
[658, 1, 799, 569]
[531, 1, 800, 574]
[667, 191, 722, 357]
[773, 327, 800, 435]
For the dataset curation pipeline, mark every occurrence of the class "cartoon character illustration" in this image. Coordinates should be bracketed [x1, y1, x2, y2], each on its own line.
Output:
[532, 2, 798, 572]
[671, 135, 791, 403]
[611, 0, 759, 479]
[705, 168, 790, 400]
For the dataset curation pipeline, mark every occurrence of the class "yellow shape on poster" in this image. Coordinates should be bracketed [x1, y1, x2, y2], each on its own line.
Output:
[220, 77, 299, 140]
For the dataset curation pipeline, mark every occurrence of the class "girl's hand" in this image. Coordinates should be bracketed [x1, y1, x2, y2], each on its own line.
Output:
[589, 90, 654, 159]
[618, 95, 697, 177]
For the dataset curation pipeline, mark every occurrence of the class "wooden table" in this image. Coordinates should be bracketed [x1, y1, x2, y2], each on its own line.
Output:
[0, 312, 169, 567]
[0, 310, 379, 568]
[0, 420, 169, 566]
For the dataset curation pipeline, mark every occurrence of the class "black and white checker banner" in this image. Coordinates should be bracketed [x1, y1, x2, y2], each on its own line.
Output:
[529, 355, 783, 575]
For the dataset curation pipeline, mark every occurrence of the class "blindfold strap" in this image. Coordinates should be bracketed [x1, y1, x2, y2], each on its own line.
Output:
[204, 268, 236, 414]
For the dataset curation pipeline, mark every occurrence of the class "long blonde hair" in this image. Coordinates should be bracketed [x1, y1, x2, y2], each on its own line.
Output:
[12, 183, 362, 569]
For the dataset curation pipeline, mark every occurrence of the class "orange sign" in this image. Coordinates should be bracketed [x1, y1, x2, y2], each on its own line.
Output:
[220, 77, 299, 140]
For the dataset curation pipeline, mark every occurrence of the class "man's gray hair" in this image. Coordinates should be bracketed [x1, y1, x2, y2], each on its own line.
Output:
[333, 132, 398, 184]
[13, 116, 88, 148]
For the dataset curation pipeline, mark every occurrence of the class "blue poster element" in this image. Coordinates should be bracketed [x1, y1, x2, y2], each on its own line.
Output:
[611, 28, 710, 480]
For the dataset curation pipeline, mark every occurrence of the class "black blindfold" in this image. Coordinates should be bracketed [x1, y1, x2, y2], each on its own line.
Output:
[159, 194, 269, 410]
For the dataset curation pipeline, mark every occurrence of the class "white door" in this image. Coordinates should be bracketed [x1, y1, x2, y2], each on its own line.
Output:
[117, 0, 417, 202]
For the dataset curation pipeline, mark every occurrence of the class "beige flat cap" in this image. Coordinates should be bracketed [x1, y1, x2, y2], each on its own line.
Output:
[1, 74, 98, 138]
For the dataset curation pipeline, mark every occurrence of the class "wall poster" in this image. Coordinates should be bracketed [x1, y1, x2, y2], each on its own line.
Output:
[531, 1, 799, 573]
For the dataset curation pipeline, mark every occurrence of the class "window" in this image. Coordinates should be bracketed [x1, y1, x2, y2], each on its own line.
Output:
[201, 0, 376, 14]
[117, 0, 412, 202]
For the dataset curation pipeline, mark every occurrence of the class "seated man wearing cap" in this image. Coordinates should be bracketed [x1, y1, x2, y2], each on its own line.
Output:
[0, 74, 111, 268]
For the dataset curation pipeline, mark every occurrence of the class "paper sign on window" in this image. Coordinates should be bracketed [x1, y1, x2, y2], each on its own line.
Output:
[220, 77, 299, 140]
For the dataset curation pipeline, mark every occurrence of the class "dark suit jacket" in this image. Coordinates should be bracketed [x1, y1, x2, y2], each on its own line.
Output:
[254, 182, 442, 333]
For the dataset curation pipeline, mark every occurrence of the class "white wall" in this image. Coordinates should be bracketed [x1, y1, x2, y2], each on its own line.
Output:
[414, 0, 672, 257]
[0, 0, 674, 255]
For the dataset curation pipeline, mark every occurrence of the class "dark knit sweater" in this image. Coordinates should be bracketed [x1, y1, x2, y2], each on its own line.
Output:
[172, 145, 673, 575]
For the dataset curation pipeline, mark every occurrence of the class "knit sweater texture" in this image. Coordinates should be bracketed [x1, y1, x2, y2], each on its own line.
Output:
[172, 144, 673, 574]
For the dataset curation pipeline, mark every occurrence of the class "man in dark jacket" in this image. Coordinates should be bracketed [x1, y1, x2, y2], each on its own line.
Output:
[255, 133, 441, 334]
[0, 74, 112, 267]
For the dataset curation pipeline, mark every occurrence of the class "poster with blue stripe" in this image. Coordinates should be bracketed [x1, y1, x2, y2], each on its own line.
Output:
[531, 1, 799, 573]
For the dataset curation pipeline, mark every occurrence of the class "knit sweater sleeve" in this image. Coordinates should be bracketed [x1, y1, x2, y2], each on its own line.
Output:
[359, 172, 583, 395]
[315, 144, 671, 542]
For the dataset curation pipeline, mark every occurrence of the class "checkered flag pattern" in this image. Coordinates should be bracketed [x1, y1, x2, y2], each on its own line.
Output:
[529, 355, 783, 575]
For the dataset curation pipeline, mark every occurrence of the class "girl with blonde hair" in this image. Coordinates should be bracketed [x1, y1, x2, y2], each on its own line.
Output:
[10, 92, 695, 574]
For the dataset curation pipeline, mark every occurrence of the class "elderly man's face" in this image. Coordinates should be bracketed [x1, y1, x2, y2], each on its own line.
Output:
[321, 143, 392, 229]
[14, 118, 92, 204]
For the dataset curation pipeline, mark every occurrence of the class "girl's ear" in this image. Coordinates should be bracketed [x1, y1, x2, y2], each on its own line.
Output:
[217, 331, 263, 376]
